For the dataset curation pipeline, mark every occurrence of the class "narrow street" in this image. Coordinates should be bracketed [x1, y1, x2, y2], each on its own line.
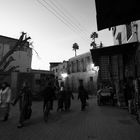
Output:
[0, 95, 140, 140]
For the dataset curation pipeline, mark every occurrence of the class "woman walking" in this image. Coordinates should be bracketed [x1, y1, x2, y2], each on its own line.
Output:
[0, 82, 12, 121]
[13, 81, 32, 128]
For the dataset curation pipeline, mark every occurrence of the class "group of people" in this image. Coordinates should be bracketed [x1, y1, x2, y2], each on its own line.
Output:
[56, 84, 74, 112]
[0, 80, 89, 128]
[41, 81, 74, 113]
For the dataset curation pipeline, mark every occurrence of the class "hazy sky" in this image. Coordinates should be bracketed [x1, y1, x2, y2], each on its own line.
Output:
[0, 0, 113, 70]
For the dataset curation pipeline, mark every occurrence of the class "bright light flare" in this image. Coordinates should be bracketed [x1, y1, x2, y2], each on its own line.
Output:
[91, 63, 99, 72]
[61, 73, 68, 79]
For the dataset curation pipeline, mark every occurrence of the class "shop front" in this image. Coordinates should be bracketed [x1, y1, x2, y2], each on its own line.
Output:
[90, 42, 139, 106]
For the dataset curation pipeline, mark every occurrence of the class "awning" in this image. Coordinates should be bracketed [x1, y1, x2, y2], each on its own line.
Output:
[90, 42, 139, 64]
[95, 0, 140, 30]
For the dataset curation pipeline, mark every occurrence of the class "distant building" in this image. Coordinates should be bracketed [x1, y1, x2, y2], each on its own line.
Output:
[67, 52, 98, 94]
[50, 61, 68, 86]
[50, 62, 62, 78]
[0, 35, 32, 72]
[50, 62, 62, 71]
[49, 53, 98, 94]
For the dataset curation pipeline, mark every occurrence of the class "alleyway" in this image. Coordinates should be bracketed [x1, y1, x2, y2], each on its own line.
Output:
[0, 95, 140, 140]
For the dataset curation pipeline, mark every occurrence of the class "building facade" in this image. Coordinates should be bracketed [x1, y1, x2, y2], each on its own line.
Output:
[90, 21, 140, 106]
[112, 21, 140, 45]
[50, 61, 68, 86]
[0, 70, 54, 100]
[0, 35, 32, 72]
[67, 52, 98, 94]
[111, 21, 140, 78]
[49, 52, 98, 94]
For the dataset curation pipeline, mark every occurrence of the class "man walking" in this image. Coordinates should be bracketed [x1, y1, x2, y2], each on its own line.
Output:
[78, 81, 89, 111]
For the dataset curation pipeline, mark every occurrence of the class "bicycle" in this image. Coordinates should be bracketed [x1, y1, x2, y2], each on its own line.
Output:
[43, 100, 51, 122]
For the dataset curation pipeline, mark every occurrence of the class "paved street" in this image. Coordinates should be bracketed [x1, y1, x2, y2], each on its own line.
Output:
[0, 95, 140, 140]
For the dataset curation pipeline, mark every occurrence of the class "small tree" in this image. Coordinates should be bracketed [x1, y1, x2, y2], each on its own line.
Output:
[72, 43, 79, 56]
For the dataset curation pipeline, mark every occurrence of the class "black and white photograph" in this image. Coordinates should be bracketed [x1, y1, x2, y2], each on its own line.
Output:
[0, 0, 140, 140]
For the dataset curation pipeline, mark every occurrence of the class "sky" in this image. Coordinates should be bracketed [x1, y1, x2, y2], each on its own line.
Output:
[0, 0, 114, 70]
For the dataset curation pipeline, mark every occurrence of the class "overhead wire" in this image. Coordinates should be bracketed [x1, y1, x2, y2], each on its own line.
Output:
[36, 0, 90, 42]
[42, 0, 89, 42]
[48, 0, 90, 37]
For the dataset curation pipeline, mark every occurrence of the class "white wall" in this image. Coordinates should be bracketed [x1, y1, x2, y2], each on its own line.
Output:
[113, 21, 140, 45]
[8, 49, 32, 72]
[0, 43, 32, 72]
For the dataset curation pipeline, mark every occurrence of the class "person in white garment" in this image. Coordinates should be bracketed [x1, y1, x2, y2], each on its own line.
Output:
[0, 82, 12, 121]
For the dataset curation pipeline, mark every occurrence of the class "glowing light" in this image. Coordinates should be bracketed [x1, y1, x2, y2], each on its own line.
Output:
[90, 63, 99, 72]
[61, 73, 68, 79]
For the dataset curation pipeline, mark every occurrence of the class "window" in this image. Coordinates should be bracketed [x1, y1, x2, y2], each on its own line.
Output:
[76, 60, 80, 72]
[36, 79, 40, 85]
[90, 77, 93, 81]
[67, 63, 70, 74]
[126, 23, 132, 40]
[83, 59, 86, 72]
[86, 56, 90, 64]
[81, 59, 84, 72]
[113, 27, 116, 36]
[116, 32, 122, 45]
[72, 62, 74, 73]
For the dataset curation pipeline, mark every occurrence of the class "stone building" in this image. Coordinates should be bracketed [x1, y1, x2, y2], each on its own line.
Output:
[50, 61, 68, 86]
[67, 52, 98, 94]
[0, 35, 32, 72]
[49, 52, 98, 94]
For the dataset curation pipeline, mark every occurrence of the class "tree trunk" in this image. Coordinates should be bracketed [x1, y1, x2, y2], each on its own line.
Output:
[75, 50, 77, 56]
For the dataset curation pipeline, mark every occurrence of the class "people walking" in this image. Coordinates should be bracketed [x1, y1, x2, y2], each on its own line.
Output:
[64, 86, 74, 111]
[78, 81, 89, 111]
[42, 81, 55, 112]
[12, 81, 32, 128]
[57, 83, 65, 112]
[0, 82, 12, 121]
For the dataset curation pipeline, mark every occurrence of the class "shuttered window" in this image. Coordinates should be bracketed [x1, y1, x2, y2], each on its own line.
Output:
[126, 23, 132, 40]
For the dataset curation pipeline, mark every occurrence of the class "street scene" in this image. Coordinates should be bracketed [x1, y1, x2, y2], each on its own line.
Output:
[0, 96, 140, 140]
[0, 0, 140, 140]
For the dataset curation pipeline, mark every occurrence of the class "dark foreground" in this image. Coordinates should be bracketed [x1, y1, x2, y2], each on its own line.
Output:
[0, 95, 140, 140]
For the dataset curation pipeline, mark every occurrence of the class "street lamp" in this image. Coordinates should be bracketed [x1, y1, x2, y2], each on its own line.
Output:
[61, 72, 68, 88]
[61, 73, 68, 80]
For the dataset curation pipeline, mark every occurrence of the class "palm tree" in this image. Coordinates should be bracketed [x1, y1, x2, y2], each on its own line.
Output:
[90, 32, 98, 49]
[72, 43, 79, 56]
[90, 32, 98, 41]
